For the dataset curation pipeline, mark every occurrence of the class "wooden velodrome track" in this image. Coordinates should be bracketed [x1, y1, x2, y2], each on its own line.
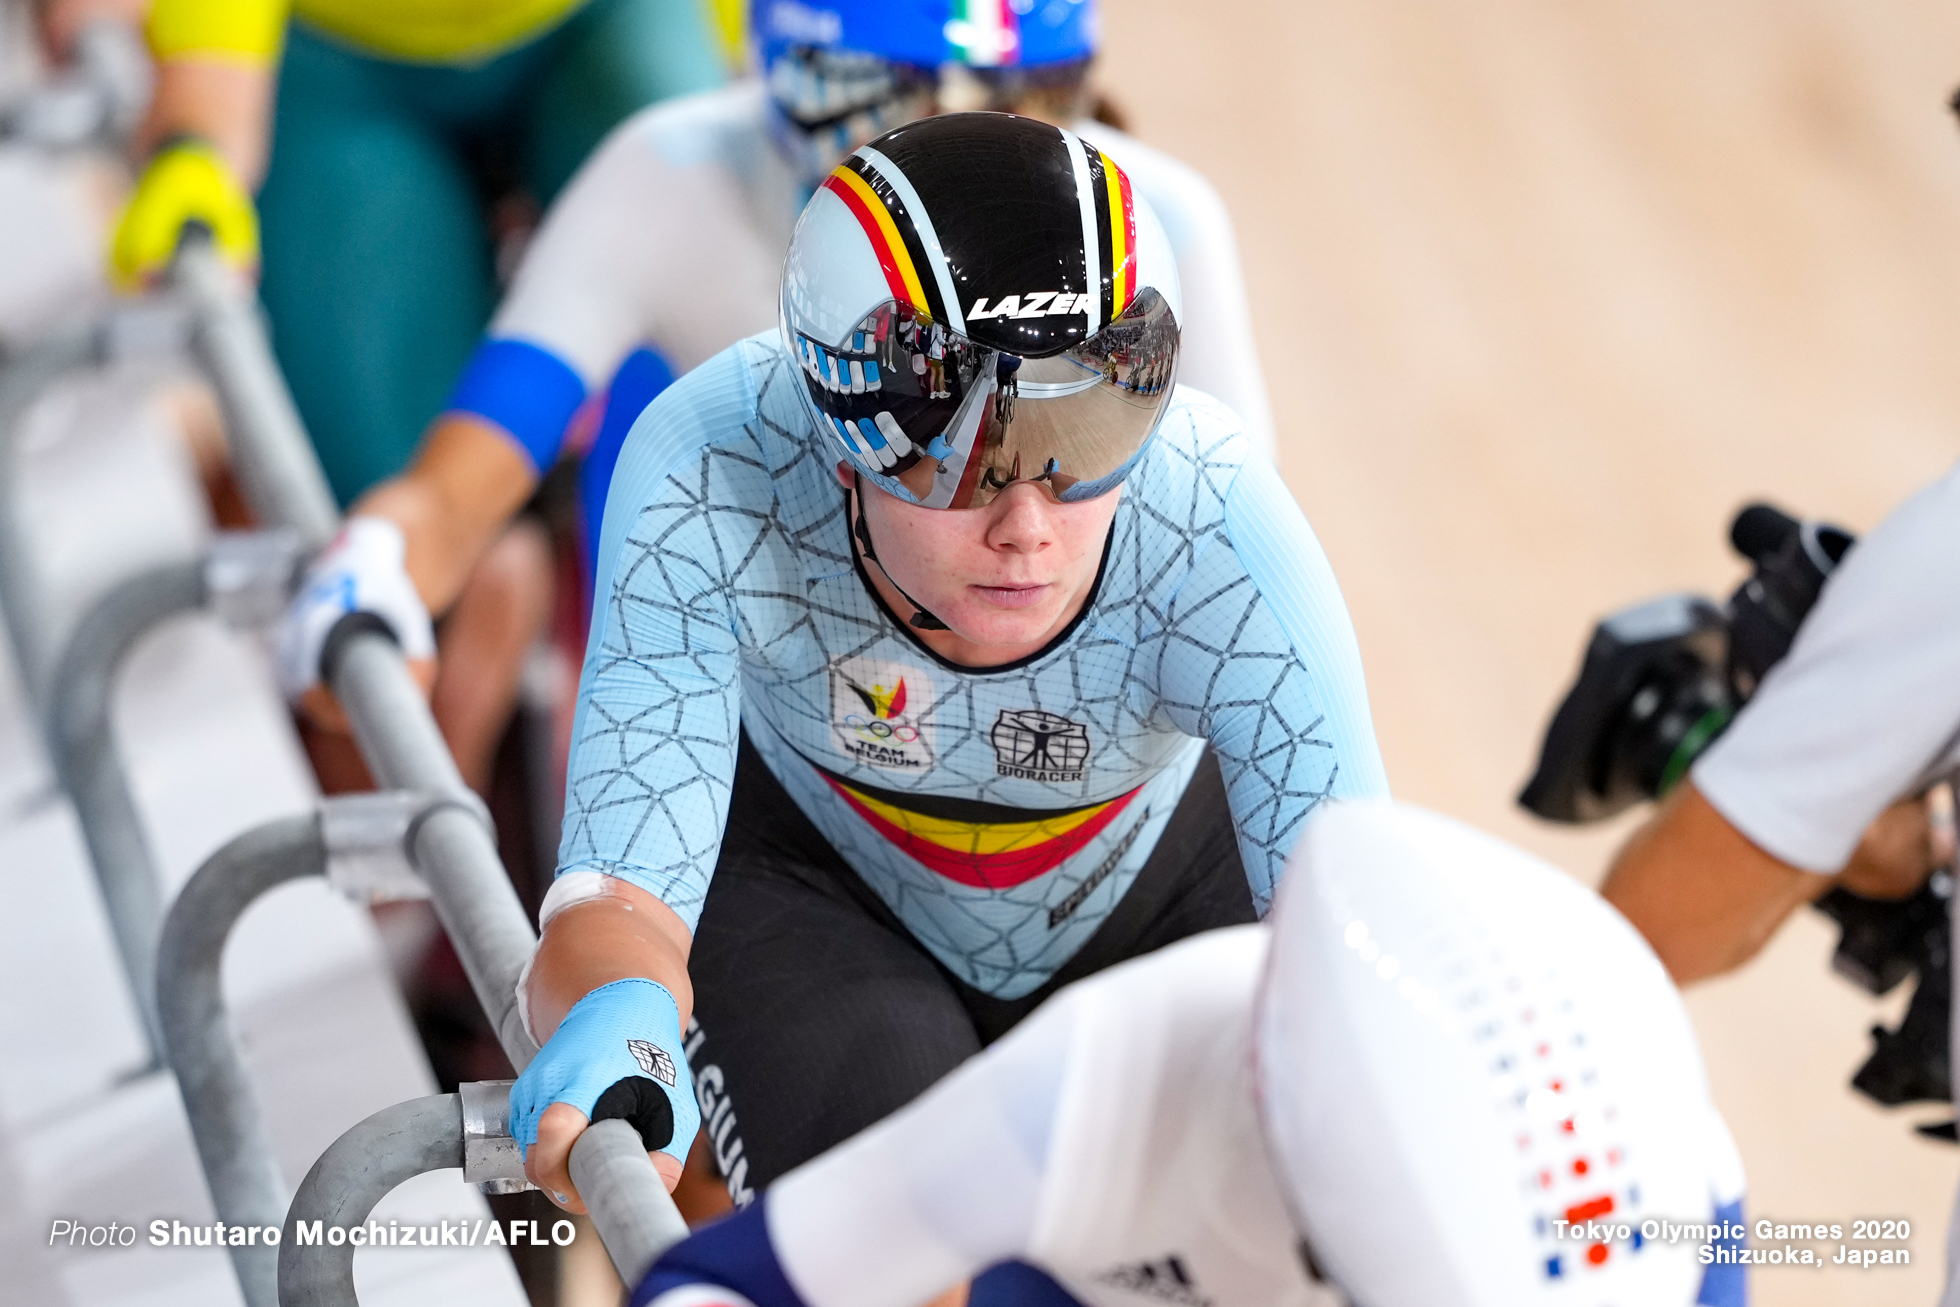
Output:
[4, 2, 1950, 1301]
[1097, 0, 1960, 1301]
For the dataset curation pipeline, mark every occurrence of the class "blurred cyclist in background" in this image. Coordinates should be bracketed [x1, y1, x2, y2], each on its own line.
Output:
[275, 0, 1277, 797]
[58, 0, 733, 790]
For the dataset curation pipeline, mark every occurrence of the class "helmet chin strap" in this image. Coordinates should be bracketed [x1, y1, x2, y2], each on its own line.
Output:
[852, 474, 949, 631]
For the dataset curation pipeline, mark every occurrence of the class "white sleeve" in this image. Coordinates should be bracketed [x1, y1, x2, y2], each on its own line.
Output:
[1091, 126, 1277, 460]
[1692, 463, 1960, 872]
[491, 87, 783, 388]
[767, 929, 1281, 1307]
[764, 995, 1080, 1307]
[492, 112, 670, 389]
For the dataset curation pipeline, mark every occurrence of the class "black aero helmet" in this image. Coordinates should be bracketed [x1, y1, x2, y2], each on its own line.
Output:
[780, 111, 1182, 510]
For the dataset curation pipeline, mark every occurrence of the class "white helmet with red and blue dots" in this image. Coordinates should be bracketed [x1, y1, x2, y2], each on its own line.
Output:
[1256, 800, 1747, 1306]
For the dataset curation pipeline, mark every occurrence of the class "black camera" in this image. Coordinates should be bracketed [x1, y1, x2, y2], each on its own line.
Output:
[1520, 503, 1953, 1132]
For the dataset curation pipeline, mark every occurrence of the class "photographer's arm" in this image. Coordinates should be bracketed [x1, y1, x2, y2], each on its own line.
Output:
[1602, 781, 1828, 984]
[1609, 469, 1960, 985]
[1603, 780, 1935, 984]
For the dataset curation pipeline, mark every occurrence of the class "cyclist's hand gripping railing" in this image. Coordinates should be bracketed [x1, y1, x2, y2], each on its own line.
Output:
[171, 232, 537, 1048]
[161, 237, 688, 1301]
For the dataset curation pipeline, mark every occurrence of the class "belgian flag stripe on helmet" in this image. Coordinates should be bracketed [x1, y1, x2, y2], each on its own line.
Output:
[1100, 149, 1137, 317]
[832, 154, 957, 326]
[1084, 146, 1114, 320]
[1061, 128, 1103, 336]
[829, 120, 1136, 338]
[822, 165, 931, 315]
[1079, 145, 1136, 323]
[854, 146, 968, 334]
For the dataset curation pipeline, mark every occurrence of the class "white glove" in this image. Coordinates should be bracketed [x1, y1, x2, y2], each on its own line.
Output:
[275, 516, 436, 700]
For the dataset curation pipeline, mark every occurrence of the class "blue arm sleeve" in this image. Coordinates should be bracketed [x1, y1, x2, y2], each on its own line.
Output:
[631, 1195, 1082, 1307]
[581, 346, 678, 595]
[1696, 1199, 1747, 1307]
[634, 1197, 808, 1307]
[444, 337, 588, 472]
[1156, 456, 1389, 911]
[556, 347, 761, 926]
[970, 1262, 1084, 1306]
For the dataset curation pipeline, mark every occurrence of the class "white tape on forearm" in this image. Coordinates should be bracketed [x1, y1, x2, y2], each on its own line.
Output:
[514, 948, 541, 1049]
[521, 871, 632, 1047]
[537, 869, 616, 929]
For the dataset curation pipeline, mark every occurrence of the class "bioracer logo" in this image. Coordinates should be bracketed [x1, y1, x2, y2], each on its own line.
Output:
[990, 708, 1091, 783]
[967, 291, 1094, 321]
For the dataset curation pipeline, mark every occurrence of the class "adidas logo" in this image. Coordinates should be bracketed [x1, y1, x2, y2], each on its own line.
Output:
[1094, 1254, 1213, 1307]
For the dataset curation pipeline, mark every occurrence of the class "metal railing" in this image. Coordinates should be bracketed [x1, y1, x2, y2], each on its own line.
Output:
[47, 560, 199, 1055]
[160, 238, 686, 1302]
[157, 798, 435, 1306]
[279, 1097, 685, 1303]
[161, 815, 328, 1307]
[0, 20, 150, 151]
[0, 41, 687, 1298]
[0, 317, 139, 705]
[43, 534, 296, 1064]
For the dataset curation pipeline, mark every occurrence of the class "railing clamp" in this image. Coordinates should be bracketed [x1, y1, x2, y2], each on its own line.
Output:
[203, 528, 302, 629]
[319, 792, 432, 905]
[459, 1079, 534, 1195]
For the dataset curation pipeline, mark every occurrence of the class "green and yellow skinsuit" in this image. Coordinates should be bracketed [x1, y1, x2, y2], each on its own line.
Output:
[133, 0, 734, 504]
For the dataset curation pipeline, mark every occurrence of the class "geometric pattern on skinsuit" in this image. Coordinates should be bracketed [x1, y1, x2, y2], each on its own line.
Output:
[559, 332, 1387, 999]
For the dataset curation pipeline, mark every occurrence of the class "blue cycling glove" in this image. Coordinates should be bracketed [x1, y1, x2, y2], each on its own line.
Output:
[511, 978, 700, 1172]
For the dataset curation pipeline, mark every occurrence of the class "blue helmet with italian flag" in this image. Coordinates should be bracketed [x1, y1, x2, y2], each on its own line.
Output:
[755, 0, 1101, 179]
[755, 0, 1097, 69]
[779, 112, 1182, 510]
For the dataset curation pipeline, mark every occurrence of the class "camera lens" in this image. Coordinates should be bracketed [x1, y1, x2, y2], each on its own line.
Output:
[1610, 656, 1732, 801]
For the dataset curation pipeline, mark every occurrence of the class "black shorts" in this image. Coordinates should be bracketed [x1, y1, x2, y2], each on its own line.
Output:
[684, 732, 1254, 1205]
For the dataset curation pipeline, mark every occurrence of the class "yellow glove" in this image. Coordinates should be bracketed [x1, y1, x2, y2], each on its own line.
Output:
[110, 139, 259, 290]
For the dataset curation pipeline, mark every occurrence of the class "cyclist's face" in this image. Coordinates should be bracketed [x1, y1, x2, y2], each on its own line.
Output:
[843, 463, 1119, 667]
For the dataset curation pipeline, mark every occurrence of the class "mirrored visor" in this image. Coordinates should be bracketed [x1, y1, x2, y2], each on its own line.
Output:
[793, 288, 1179, 509]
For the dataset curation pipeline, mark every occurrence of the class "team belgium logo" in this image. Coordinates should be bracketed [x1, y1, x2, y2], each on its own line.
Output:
[829, 657, 935, 770]
[989, 709, 1092, 784]
[849, 677, 906, 721]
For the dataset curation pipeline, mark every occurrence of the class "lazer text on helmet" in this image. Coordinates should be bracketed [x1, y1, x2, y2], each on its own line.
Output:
[966, 292, 1095, 321]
